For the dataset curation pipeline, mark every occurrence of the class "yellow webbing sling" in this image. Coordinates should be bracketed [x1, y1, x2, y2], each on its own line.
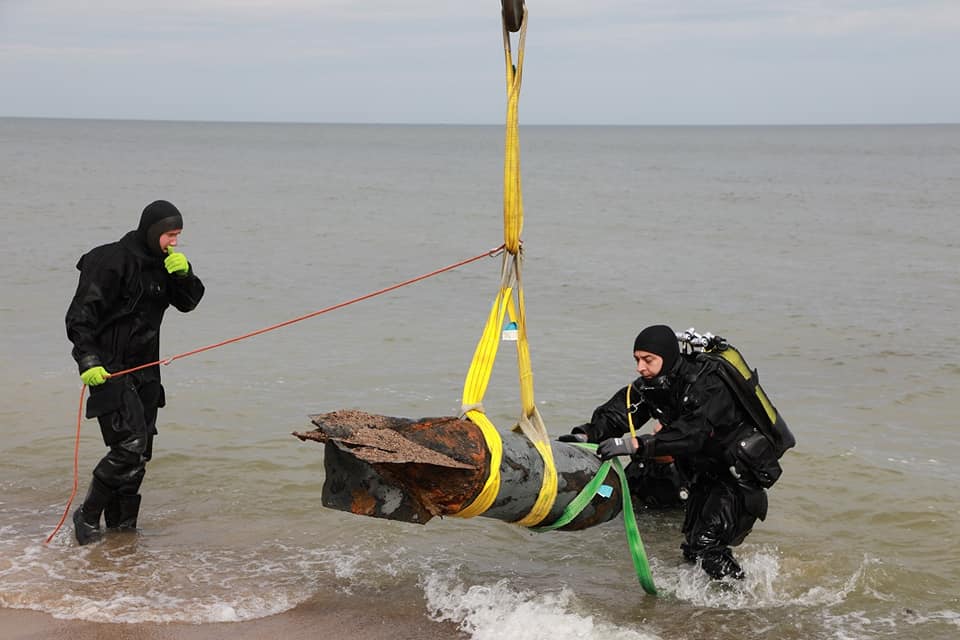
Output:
[456, 6, 559, 527]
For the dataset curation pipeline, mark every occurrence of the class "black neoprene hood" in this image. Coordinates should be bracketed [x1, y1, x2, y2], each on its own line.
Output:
[138, 200, 183, 256]
[633, 324, 680, 374]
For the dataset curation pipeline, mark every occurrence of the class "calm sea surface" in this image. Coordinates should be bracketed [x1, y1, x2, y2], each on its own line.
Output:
[1, 118, 958, 639]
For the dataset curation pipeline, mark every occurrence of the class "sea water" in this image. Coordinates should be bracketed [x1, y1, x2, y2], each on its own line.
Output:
[1, 118, 958, 639]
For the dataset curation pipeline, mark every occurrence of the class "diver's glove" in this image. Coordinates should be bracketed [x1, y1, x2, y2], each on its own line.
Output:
[80, 366, 110, 387]
[597, 436, 639, 460]
[164, 247, 190, 275]
[558, 430, 588, 443]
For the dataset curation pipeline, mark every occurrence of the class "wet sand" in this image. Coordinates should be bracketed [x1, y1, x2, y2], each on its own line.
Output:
[1, 594, 468, 640]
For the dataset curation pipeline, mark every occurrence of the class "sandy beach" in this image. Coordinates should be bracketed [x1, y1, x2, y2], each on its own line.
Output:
[0, 595, 467, 640]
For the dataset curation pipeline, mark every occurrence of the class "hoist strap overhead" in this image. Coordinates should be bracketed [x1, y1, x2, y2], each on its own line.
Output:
[458, 6, 558, 527]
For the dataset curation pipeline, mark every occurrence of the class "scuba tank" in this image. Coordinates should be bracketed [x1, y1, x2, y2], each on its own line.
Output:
[677, 328, 796, 458]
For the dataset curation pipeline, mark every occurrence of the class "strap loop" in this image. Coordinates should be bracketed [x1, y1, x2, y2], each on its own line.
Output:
[534, 443, 657, 595]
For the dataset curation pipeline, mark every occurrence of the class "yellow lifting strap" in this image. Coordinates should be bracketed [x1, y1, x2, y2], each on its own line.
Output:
[625, 383, 639, 441]
[456, 6, 559, 527]
[502, 8, 525, 257]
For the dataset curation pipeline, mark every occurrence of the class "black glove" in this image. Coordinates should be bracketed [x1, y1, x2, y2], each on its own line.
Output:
[597, 436, 639, 460]
[558, 432, 588, 443]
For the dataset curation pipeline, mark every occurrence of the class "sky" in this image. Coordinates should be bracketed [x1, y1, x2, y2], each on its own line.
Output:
[1, 0, 958, 125]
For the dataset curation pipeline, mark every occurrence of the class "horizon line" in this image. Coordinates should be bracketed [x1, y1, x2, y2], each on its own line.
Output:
[2, 115, 959, 128]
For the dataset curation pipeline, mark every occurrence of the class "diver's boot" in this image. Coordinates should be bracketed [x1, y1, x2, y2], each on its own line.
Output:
[104, 494, 142, 531]
[72, 478, 111, 545]
[72, 508, 102, 545]
[701, 548, 745, 580]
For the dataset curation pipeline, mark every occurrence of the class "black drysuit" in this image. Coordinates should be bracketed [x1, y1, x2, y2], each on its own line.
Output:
[577, 353, 772, 579]
[574, 388, 688, 510]
[66, 228, 204, 524]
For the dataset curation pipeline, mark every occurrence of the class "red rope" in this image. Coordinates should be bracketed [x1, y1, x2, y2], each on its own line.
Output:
[45, 245, 504, 543]
[44, 387, 86, 544]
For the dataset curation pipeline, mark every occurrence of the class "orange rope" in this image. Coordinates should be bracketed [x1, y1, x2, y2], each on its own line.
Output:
[110, 245, 505, 379]
[44, 386, 86, 544]
[45, 245, 504, 543]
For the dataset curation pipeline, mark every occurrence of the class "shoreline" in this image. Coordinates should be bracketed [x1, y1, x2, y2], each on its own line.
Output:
[0, 595, 468, 640]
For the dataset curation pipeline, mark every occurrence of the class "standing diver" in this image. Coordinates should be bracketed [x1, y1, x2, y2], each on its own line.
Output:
[65, 200, 205, 545]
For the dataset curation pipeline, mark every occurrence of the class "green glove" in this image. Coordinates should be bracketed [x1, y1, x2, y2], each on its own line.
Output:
[80, 366, 110, 386]
[164, 247, 189, 275]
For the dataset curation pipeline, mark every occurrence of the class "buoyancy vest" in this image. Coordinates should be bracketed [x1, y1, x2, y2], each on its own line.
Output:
[695, 343, 796, 458]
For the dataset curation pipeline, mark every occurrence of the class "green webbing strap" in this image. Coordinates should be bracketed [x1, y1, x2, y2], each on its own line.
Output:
[533, 443, 657, 594]
[532, 456, 613, 532]
[609, 455, 657, 594]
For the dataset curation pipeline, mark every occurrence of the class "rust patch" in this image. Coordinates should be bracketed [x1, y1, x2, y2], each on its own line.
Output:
[351, 488, 377, 516]
[294, 411, 475, 470]
[296, 409, 493, 516]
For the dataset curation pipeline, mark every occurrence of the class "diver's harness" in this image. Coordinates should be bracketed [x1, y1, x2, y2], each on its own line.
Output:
[676, 328, 796, 488]
[625, 372, 694, 501]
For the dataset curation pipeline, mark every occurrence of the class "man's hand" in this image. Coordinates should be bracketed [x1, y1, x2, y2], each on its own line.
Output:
[597, 436, 639, 460]
[80, 366, 110, 386]
[164, 247, 189, 275]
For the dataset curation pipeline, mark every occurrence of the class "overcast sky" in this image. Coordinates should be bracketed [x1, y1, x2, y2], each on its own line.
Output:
[2, 1, 958, 125]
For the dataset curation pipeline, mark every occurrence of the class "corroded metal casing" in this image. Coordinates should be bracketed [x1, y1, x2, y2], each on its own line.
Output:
[294, 410, 622, 530]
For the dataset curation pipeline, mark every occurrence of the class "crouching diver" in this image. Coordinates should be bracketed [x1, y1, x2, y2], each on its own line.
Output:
[65, 200, 205, 545]
[558, 324, 792, 580]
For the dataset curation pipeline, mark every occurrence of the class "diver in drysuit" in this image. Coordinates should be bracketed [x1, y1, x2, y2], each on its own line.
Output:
[66, 200, 204, 545]
[560, 325, 786, 579]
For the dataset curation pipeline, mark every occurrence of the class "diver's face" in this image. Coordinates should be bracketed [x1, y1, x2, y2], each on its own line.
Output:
[634, 350, 663, 379]
[159, 229, 182, 253]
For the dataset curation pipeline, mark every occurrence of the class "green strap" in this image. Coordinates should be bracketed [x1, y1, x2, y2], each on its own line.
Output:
[532, 457, 613, 532]
[534, 443, 657, 594]
[609, 456, 657, 594]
